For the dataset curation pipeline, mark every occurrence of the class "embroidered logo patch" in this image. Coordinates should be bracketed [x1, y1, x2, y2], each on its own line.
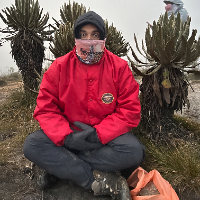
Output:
[101, 93, 114, 104]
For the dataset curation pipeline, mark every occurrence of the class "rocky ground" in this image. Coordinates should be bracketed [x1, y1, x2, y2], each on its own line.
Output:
[0, 80, 200, 200]
[177, 81, 200, 124]
[0, 81, 22, 104]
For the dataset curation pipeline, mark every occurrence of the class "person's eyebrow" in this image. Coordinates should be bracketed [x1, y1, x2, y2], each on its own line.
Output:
[80, 29, 99, 32]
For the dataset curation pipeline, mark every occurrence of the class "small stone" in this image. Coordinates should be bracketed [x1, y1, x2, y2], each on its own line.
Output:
[139, 182, 160, 196]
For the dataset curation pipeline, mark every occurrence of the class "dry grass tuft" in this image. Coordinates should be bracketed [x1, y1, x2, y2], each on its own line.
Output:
[173, 115, 200, 136]
[140, 137, 200, 193]
[0, 88, 39, 164]
[0, 72, 22, 84]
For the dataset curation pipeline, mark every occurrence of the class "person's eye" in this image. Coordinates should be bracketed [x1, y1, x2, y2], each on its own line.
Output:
[81, 33, 86, 37]
[94, 33, 99, 37]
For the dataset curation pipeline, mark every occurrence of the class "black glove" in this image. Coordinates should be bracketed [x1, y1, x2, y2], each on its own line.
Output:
[86, 130, 101, 143]
[64, 121, 103, 151]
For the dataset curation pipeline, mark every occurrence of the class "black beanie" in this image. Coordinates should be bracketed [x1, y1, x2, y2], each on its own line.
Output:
[74, 11, 106, 40]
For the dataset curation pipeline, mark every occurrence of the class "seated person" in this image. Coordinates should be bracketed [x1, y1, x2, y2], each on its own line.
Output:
[23, 11, 145, 200]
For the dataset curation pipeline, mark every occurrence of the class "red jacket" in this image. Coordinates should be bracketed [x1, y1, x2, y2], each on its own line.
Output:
[34, 47, 141, 146]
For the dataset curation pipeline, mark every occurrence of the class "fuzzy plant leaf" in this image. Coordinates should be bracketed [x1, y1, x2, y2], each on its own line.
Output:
[129, 11, 200, 73]
[130, 45, 146, 64]
[104, 20, 129, 57]
[172, 35, 187, 63]
[142, 40, 155, 62]
[0, 0, 53, 97]
[50, 1, 129, 58]
[165, 36, 175, 61]
[134, 33, 146, 58]
[49, 23, 74, 58]
[128, 11, 200, 129]
[187, 29, 197, 49]
[127, 57, 146, 76]
[0, 0, 49, 33]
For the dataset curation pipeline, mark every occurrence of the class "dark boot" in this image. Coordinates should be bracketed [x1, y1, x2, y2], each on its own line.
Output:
[91, 170, 132, 200]
[37, 172, 59, 190]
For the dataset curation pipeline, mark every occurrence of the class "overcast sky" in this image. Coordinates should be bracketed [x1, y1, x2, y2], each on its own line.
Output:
[0, 0, 199, 74]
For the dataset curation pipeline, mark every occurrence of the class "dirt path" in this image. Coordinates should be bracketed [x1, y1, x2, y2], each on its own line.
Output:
[0, 81, 22, 103]
[176, 81, 200, 124]
[0, 164, 111, 200]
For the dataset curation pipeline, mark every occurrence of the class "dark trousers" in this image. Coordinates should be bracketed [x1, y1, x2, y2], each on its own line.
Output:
[23, 130, 145, 190]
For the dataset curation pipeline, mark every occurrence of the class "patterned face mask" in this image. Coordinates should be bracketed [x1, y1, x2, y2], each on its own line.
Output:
[165, 4, 172, 11]
[165, 4, 179, 17]
[75, 39, 106, 64]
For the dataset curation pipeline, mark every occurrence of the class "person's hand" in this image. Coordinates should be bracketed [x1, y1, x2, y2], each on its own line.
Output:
[64, 121, 103, 151]
[86, 129, 101, 143]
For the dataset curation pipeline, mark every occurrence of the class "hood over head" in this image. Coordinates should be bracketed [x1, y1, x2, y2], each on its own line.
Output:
[74, 11, 106, 40]
[163, 0, 184, 6]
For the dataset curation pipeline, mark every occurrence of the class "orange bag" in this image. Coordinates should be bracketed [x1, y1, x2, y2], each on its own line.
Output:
[127, 167, 179, 200]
